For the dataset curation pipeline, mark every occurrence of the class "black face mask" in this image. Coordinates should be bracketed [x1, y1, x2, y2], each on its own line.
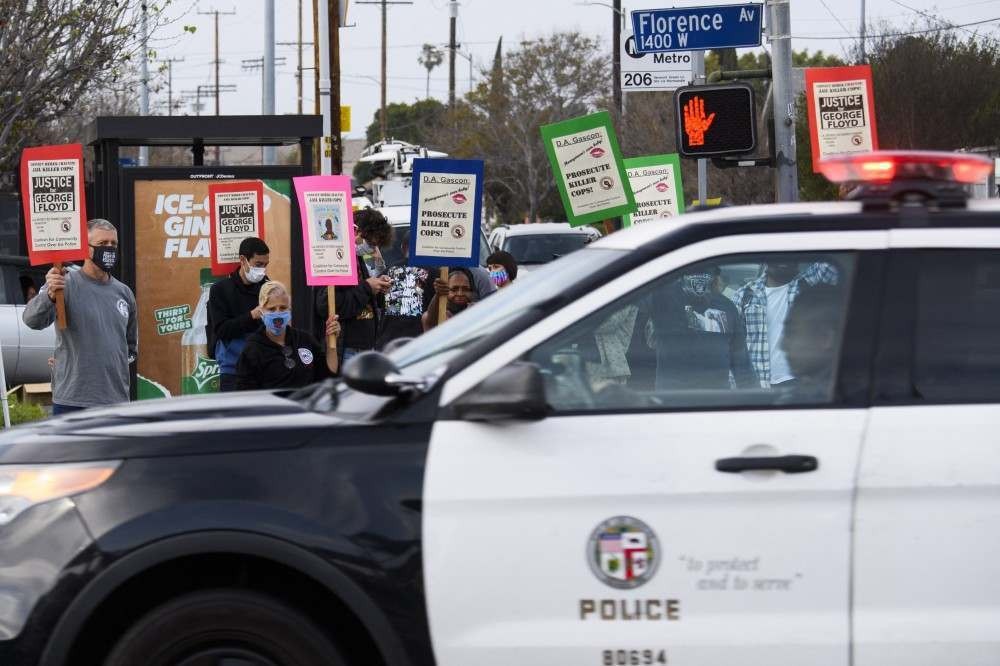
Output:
[90, 245, 118, 273]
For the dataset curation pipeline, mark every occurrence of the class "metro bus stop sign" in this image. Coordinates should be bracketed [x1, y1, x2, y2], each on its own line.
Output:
[674, 83, 758, 158]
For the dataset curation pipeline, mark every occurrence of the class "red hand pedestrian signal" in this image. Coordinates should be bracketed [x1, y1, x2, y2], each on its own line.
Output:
[683, 96, 715, 147]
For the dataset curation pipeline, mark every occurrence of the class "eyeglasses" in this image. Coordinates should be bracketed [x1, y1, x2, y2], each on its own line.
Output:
[281, 346, 295, 369]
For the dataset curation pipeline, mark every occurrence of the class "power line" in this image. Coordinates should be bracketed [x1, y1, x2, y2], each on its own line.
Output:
[886, 0, 1000, 43]
[792, 15, 1000, 39]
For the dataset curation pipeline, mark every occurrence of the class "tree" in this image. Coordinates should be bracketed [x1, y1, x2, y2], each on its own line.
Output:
[418, 44, 444, 100]
[0, 1, 173, 175]
[435, 32, 611, 223]
[861, 27, 1000, 151]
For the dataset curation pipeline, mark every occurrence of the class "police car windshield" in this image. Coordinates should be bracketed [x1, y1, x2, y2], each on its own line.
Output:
[388, 247, 626, 370]
[503, 234, 591, 265]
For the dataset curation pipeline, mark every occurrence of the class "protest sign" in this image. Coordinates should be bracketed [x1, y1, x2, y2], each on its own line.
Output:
[408, 158, 483, 269]
[209, 181, 266, 276]
[622, 154, 685, 227]
[293, 175, 358, 286]
[408, 158, 484, 325]
[20, 143, 89, 329]
[541, 111, 635, 227]
[805, 65, 879, 171]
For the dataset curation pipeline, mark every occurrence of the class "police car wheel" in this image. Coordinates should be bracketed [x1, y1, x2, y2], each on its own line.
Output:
[105, 588, 346, 666]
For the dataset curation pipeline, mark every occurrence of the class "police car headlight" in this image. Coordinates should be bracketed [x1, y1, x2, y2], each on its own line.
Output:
[0, 461, 120, 527]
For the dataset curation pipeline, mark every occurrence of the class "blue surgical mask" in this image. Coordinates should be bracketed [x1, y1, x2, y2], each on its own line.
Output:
[262, 310, 291, 336]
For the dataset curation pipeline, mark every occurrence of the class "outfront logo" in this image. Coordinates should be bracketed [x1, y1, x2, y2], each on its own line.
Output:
[587, 516, 659, 589]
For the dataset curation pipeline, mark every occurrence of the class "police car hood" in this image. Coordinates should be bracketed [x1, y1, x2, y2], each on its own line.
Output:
[0, 390, 357, 464]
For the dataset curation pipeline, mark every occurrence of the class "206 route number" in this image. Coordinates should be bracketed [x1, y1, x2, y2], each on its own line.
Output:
[602, 649, 668, 665]
[623, 73, 654, 87]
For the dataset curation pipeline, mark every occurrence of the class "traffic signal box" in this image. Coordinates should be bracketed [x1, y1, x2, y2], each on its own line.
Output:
[674, 83, 757, 158]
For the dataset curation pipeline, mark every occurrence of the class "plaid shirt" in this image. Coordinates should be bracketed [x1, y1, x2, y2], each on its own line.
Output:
[733, 263, 839, 387]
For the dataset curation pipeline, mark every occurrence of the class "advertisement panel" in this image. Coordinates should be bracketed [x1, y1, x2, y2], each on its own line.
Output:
[132, 177, 292, 399]
[805, 65, 879, 171]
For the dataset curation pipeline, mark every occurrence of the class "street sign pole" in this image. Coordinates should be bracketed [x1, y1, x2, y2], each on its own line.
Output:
[768, 0, 798, 202]
[693, 50, 708, 204]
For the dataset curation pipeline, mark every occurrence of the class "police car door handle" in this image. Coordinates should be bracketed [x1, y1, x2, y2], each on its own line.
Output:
[715, 455, 819, 474]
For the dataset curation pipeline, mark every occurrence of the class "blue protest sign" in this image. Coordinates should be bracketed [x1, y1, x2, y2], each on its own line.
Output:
[408, 158, 484, 269]
[631, 4, 763, 54]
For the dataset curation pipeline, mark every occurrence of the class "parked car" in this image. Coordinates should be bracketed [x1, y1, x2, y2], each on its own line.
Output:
[2, 152, 999, 666]
[0, 255, 54, 386]
[489, 222, 600, 273]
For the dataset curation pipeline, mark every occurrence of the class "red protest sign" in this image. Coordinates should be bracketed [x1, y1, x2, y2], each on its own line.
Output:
[805, 65, 879, 172]
[208, 181, 266, 276]
[19, 144, 89, 266]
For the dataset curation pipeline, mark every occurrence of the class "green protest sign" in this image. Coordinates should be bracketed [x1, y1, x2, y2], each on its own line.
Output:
[622, 153, 686, 227]
[541, 111, 635, 227]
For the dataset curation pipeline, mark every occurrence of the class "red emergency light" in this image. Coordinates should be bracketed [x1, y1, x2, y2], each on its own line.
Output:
[818, 151, 993, 185]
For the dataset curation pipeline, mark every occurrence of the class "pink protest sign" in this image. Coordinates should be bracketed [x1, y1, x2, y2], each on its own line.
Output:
[293, 175, 359, 286]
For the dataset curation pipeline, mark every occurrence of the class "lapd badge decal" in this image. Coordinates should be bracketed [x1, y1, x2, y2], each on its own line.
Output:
[587, 516, 659, 589]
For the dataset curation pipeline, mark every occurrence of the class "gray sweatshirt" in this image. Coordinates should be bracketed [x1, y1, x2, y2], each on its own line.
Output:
[23, 268, 138, 408]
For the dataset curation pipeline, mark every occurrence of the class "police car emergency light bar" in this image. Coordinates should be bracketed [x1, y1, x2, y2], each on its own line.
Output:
[818, 151, 993, 185]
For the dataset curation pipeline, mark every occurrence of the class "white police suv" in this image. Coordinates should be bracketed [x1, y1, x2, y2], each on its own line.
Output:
[0, 151, 997, 666]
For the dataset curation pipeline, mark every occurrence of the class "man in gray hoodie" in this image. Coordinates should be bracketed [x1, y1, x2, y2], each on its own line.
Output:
[24, 219, 137, 415]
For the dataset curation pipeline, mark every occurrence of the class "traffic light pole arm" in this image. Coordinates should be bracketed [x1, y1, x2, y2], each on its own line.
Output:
[706, 68, 771, 84]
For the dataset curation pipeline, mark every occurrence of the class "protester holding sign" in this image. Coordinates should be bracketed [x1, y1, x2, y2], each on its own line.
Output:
[236, 281, 341, 390]
[23, 219, 137, 414]
[486, 250, 518, 288]
[422, 267, 479, 330]
[314, 208, 393, 363]
[377, 230, 430, 350]
[207, 237, 271, 392]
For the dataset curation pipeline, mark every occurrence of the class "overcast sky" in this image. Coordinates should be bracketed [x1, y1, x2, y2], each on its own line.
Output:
[150, 0, 999, 139]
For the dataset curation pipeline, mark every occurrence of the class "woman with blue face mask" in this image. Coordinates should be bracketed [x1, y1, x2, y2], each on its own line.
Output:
[236, 281, 341, 390]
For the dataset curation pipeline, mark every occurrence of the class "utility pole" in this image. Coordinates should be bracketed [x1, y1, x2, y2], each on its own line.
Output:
[859, 0, 867, 61]
[264, 0, 276, 164]
[357, 0, 413, 138]
[198, 7, 237, 116]
[330, 0, 343, 174]
[160, 57, 186, 116]
[612, 0, 622, 115]
[448, 0, 458, 107]
[140, 3, 149, 166]
[767, 0, 798, 202]
[276, 0, 314, 113]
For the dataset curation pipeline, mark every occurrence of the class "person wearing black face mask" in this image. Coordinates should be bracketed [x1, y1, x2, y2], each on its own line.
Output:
[23, 219, 137, 415]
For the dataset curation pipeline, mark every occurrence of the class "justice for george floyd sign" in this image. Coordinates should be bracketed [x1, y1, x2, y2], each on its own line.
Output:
[806, 65, 879, 171]
[209, 181, 266, 276]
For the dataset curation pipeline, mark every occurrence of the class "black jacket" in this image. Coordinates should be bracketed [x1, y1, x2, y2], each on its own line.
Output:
[207, 271, 266, 370]
[235, 326, 331, 390]
[315, 256, 379, 352]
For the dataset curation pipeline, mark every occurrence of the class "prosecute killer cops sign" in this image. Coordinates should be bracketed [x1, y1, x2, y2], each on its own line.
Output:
[805, 65, 879, 171]
[19, 143, 89, 266]
[541, 111, 635, 227]
[209, 181, 266, 276]
[622, 153, 685, 227]
[293, 175, 358, 286]
[408, 158, 484, 269]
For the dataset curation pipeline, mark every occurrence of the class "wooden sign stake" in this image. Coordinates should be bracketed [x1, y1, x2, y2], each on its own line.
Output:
[327, 286, 337, 351]
[54, 262, 67, 330]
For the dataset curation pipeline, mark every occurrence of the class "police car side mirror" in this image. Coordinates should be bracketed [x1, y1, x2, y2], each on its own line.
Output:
[342, 351, 403, 396]
[452, 361, 550, 421]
